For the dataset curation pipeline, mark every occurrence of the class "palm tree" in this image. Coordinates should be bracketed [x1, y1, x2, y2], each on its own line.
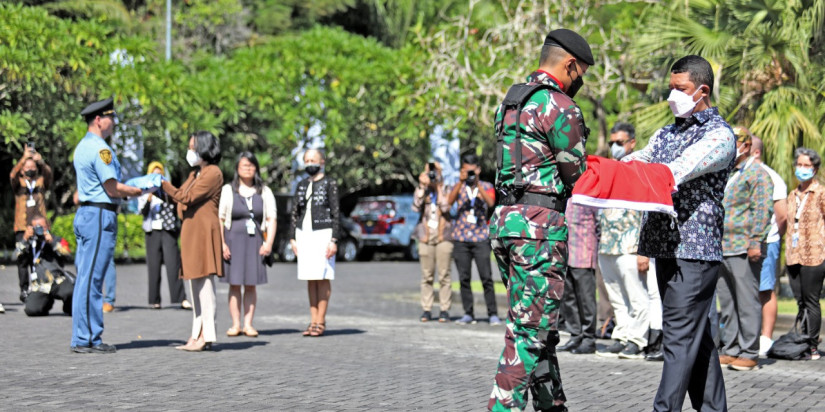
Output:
[630, 0, 825, 183]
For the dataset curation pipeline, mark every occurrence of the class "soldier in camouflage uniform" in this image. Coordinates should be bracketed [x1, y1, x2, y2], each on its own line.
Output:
[488, 29, 593, 412]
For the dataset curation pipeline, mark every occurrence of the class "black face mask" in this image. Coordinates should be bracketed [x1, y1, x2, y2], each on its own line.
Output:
[305, 165, 321, 176]
[566, 64, 584, 98]
[24, 170, 37, 178]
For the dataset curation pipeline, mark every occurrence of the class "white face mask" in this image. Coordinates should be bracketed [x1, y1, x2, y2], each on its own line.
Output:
[610, 144, 627, 160]
[186, 150, 201, 167]
[667, 87, 703, 118]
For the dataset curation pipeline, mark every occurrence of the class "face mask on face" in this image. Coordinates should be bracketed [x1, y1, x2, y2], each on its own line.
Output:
[24, 170, 37, 178]
[667, 87, 704, 118]
[186, 150, 200, 167]
[795, 167, 815, 182]
[566, 63, 584, 98]
[736, 146, 748, 159]
[610, 144, 627, 160]
[305, 164, 321, 176]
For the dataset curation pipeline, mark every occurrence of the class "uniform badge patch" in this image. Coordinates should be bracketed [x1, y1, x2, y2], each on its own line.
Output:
[99, 149, 112, 165]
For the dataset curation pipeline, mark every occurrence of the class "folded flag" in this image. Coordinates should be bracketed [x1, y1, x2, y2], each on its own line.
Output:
[571, 155, 677, 217]
[125, 173, 164, 195]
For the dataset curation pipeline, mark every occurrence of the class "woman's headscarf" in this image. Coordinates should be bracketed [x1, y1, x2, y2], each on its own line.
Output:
[146, 161, 165, 175]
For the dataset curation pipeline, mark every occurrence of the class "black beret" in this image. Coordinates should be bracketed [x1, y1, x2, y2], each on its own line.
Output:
[544, 29, 594, 66]
[80, 98, 115, 119]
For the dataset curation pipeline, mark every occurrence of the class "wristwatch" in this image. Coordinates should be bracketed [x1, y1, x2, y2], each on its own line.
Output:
[330, 238, 338, 244]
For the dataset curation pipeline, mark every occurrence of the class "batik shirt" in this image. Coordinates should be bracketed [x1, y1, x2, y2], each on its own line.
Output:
[786, 181, 825, 267]
[489, 71, 588, 241]
[598, 208, 643, 256]
[451, 181, 494, 242]
[566, 201, 599, 268]
[622, 107, 735, 261]
[721, 157, 773, 255]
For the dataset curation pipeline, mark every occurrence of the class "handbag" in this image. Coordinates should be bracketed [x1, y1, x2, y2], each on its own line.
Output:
[767, 310, 812, 360]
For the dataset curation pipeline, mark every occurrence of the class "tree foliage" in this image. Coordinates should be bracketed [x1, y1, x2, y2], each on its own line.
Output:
[631, 0, 825, 182]
[1, 0, 824, 251]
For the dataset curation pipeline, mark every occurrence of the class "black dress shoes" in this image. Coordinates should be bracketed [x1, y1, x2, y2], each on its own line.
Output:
[557, 337, 583, 352]
[71, 343, 117, 354]
[645, 349, 664, 361]
[571, 339, 596, 354]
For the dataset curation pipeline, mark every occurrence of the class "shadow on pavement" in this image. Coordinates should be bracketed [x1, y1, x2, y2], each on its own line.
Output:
[212, 341, 268, 351]
[116, 339, 186, 350]
[258, 328, 302, 336]
[322, 328, 366, 337]
[111, 305, 155, 312]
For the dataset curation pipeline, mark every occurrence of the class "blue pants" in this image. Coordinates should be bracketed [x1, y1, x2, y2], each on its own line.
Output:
[71, 206, 117, 347]
[759, 240, 780, 291]
[103, 256, 116, 304]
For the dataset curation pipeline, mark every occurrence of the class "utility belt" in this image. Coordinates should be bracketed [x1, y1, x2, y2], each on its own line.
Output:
[80, 202, 119, 212]
[495, 188, 566, 213]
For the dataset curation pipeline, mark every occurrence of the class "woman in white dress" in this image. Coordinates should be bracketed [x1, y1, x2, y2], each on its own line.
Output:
[289, 149, 340, 337]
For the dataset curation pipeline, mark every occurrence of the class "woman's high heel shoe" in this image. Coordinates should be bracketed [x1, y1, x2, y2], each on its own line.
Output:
[181, 340, 211, 352]
[175, 338, 196, 350]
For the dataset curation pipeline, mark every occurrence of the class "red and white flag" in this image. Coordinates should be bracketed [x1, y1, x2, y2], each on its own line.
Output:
[571, 155, 677, 217]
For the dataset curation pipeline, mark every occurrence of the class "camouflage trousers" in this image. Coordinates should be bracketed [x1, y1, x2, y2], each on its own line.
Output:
[488, 237, 568, 412]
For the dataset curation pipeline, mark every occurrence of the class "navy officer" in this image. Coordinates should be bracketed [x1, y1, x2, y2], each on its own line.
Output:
[70, 98, 141, 354]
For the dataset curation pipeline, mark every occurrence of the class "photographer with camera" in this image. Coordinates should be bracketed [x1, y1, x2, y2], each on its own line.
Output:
[447, 153, 500, 325]
[412, 161, 453, 323]
[16, 214, 75, 316]
[10, 141, 53, 303]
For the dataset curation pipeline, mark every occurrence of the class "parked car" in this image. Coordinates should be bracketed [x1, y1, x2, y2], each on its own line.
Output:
[349, 195, 420, 261]
[273, 194, 362, 263]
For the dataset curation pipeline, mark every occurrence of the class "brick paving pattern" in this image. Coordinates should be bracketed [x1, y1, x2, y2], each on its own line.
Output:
[0, 262, 823, 411]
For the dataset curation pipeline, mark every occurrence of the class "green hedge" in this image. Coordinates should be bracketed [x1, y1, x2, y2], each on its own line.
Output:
[51, 213, 146, 261]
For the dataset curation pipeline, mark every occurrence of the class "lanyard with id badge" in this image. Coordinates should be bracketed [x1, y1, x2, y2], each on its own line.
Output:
[427, 191, 440, 230]
[791, 191, 810, 248]
[465, 185, 479, 225]
[25, 179, 37, 208]
[244, 196, 257, 236]
[29, 239, 44, 283]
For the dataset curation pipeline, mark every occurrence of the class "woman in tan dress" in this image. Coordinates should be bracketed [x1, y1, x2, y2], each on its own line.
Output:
[161, 131, 224, 351]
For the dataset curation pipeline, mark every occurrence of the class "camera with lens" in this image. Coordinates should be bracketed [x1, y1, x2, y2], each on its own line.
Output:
[33, 225, 45, 240]
[427, 162, 437, 181]
[466, 170, 477, 185]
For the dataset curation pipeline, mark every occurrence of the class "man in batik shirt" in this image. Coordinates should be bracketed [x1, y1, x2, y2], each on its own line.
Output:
[717, 128, 773, 371]
[622, 55, 735, 412]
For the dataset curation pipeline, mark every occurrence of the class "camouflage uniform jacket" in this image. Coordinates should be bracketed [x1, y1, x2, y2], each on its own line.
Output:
[489, 71, 588, 241]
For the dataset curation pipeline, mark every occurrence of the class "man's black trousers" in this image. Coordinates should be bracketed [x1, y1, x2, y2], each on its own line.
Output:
[561, 267, 597, 340]
[453, 240, 498, 317]
[654, 258, 727, 412]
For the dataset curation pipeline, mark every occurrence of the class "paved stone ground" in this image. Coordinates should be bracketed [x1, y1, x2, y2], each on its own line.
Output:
[0, 261, 823, 411]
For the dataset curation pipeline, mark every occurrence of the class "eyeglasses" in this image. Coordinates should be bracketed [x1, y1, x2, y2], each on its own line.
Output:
[609, 140, 629, 147]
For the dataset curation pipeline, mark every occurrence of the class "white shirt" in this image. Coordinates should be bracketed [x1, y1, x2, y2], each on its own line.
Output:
[759, 163, 788, 243]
